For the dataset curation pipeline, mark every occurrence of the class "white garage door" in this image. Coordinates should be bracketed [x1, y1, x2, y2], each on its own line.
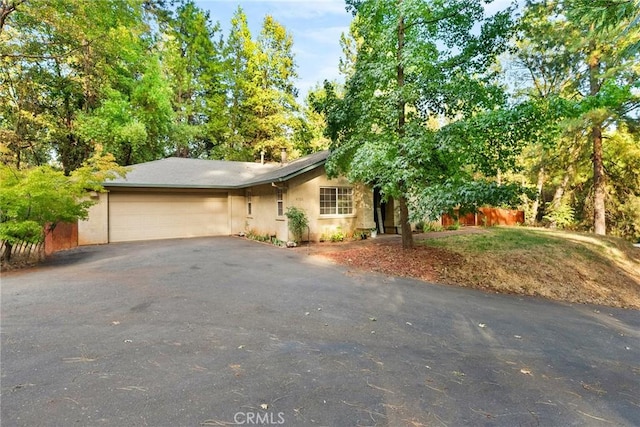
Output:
[109, 192, 229, 242]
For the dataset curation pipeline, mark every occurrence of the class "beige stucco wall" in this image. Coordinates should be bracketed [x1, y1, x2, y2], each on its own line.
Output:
[80, 165, 375, 245]
[238, 183, 288, 240]
[78, 192, 109, 245]
[235, 166, 375, 242]
[227, 190, 246, 236]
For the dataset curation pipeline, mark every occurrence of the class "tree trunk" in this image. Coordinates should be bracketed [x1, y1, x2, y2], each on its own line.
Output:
[398, 195, 413, 249]
[530, 167, 544, 225]
[592, 124, 606, 234]
[549, 167, 572, 228]
[396, 4, 413, 249]
[397, 9, 405, 136]
[551, 168, 571, 210]
[2, 241, 12, 262]
[589, 39, 606, 235]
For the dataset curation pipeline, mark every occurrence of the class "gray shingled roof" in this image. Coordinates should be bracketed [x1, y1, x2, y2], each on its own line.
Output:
[106, 150, 330, 189]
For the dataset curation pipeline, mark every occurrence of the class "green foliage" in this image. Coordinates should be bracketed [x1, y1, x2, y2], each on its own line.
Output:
[413, 179, 533, 222]
[0, 220, 43, 245]
[285, 206, 309, 243]
[0, 151, 125, 244]
[320, 227, 346, 242]
[328, 229, 345, 242]
[163, 1, 226, 158]
[249, 15, 300, 161]
[603, 128, 640, 240]
[245, 230, 272, 243]
[293, 85, 332, 154]
[76, 58, 175, 166]
[221, 6, 258, 161]
[219, 9, 302, 162]
[422, 227, 567, 253]
[422, 222, 445, 232]
[244, 229, 285, 246]
[612, 195, 640, 242]
[1, 1, 315, 170]
[543, 202, 576, 229]
[270, 237, 285, 247]
[0, 0, 164, 172]
[320, 0, 517, 247]
[441, 97, 578, 176]
[510, 0, 640, 238]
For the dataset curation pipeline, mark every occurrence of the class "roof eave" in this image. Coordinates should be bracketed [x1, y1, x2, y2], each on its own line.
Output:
[104, 182, 240, 190]
[241, 160, 326, 188]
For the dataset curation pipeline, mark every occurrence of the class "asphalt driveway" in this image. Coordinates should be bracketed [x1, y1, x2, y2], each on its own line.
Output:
[1, 237, 639, 426]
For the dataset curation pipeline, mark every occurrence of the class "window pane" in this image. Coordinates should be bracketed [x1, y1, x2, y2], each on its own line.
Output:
[337, 188, 353, 215]
[320, 187, 336, 215]
[276, 189, 283, 216]
[320, 187, 352, 215]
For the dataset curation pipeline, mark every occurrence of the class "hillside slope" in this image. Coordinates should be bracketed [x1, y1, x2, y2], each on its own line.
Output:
[322, 227, 640, 309]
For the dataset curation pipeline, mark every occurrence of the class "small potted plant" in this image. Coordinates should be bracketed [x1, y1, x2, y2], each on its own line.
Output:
[370, 228, 378, 238]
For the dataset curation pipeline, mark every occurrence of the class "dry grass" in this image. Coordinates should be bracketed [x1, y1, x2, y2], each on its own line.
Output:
[322, 227, 640, 309]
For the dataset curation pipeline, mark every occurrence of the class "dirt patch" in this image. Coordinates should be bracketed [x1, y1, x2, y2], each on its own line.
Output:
[310, 228, 640, 310]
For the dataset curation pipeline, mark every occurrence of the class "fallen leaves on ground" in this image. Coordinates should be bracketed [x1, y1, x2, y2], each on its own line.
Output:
[323, 242, 461, 284]
[315, 230, 640, 309]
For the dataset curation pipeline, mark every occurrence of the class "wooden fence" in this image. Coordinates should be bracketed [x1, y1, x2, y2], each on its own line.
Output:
[442, 207, 525, 227]
[1, 222, 78, 265]
[0, 240, 45, 264]
[44, 222, 78, 255]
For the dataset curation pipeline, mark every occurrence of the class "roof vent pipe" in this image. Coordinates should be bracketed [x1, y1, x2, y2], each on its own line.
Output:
[280, 147, 287, 165]
[260, 150, 265, 165]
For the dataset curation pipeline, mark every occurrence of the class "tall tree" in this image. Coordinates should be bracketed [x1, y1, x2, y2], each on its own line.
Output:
[338, 19, 361, 78]
[294, 84, 333, 154]
[222, 12, 300, 161]
[223, 6, 259, 160]
[163, 0, 226, 158]
[322, 0, 514, 248]
[0, 0, 173, 171]
[517, 0, 640, 235]
[76, 55, 174, 166]
[511, 2, 584, 224]
[250, 15, 299, 161]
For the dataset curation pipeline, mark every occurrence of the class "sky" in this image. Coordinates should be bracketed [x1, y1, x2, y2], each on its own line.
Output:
[195, 0, 517, 102]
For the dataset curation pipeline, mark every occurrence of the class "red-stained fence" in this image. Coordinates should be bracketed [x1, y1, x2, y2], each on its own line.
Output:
[44, 222, 78, 255]
[442, 208, 525, 227]
[1, 222, 78, 264]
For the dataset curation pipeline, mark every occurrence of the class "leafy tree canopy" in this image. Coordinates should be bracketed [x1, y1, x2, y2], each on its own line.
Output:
[0, 151, 126, 249]
[320, 0, 517, 247]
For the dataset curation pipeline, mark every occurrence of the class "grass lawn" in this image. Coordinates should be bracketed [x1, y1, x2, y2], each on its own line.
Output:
[323, 227, 640, 309]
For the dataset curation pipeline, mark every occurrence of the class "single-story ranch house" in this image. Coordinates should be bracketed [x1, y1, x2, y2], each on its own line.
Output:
[78, 150, 401, 245]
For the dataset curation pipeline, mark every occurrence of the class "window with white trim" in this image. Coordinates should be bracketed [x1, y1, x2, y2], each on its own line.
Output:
[276, 188, 284, 216]
[320, 187, 353, 215]
[246, 189, 252, 215]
